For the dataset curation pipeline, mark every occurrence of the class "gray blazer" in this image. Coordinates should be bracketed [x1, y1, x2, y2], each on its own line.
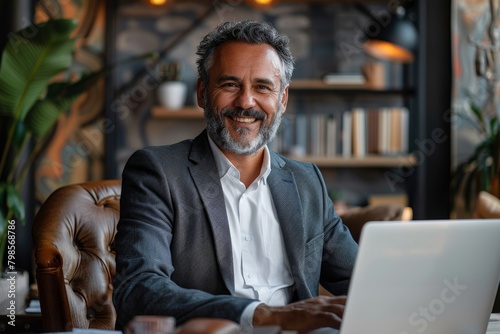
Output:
[113, 130, 358, 328]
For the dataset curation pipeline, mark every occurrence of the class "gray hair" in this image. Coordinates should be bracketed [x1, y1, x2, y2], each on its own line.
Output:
[196, 20, 295, 90]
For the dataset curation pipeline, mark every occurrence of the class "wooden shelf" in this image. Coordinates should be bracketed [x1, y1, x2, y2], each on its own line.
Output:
[152, 106, 204, 119]
[290, 79, 415, 95]
[288, 154, 417, 168]
[291, 79, 371, 90]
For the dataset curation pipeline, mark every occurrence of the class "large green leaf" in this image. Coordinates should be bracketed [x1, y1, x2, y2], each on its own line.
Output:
[0, 183, 6, 236]
[489, 117, 499, 138]
[24, 72, 102, 138]
[470, 103, 483, 122]
[0, 182, 24, 235]
[24, 78, 84, 139]
[6, 183, 24, 222]
[0, 19, 77, 121]
[24, 98, 65, 138]
[0, 116, 27, 150]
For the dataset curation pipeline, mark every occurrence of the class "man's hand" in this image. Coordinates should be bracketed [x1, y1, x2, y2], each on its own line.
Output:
[252, 295, 347, 334]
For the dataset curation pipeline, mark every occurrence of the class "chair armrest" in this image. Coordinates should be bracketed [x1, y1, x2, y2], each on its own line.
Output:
[35, 241, 73, 332]
[340, 204, 410, 243]
[34, 240, 63, 269]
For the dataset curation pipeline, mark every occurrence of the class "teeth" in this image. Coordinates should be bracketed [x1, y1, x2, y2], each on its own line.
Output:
[233, 117, 256, 123]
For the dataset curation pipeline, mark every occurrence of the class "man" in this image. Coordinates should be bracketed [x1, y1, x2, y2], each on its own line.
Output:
[113, 20, 358, 333]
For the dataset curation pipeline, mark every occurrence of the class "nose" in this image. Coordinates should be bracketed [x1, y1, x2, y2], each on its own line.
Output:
[234, 86, 257, 110]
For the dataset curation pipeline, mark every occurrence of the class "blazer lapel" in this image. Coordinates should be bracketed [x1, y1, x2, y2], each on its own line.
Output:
[268, 154, 305, 286]
[188, 131, 235, 293]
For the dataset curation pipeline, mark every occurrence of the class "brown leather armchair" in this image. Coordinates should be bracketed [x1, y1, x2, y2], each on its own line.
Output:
[33, 180, 121, 332]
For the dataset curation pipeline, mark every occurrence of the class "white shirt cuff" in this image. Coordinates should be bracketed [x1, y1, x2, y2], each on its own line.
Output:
[240, 301, 264, 333]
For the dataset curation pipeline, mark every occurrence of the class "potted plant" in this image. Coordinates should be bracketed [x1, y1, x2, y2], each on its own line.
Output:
[0, 18, 107, 282]
[451, 0, 500, 215]
[450, 102, 500, 214]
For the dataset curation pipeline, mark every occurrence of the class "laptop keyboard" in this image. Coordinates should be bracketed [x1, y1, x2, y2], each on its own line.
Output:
[488, 313, 500, 333]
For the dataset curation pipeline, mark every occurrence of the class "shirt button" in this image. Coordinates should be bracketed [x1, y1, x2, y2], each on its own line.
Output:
[247, 273, 252, 279]
[245, 235, 252, 241]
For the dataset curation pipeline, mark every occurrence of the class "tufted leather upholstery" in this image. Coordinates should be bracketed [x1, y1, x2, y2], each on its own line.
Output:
[33, 180, 121, 332]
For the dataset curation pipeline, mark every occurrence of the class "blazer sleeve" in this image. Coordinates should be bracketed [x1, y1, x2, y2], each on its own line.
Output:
[112, 148, 255, 328]
[314, 164, 358, 296]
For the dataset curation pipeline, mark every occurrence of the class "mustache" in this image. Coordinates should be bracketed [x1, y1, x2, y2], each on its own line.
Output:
[221, 108, 266, 120]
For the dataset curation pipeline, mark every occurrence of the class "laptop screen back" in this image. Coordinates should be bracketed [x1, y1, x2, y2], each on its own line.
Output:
[340, 219, 500, 334]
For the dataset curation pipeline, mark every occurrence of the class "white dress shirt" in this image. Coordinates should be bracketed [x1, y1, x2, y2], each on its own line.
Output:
[208, 135, 294, 329]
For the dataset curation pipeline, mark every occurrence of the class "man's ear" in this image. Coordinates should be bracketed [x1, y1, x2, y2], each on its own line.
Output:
[280, 85, 289, 113]
[196, 78, 205, 109]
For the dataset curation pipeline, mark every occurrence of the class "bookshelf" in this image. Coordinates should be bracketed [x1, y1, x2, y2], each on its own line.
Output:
[152, 102, 416, 169]
[289, 79, 415, 96]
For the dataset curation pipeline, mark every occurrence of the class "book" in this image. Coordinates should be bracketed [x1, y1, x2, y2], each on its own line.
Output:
[352, 108, 367, 157]
[367, 109, 379, 154]
[378, 108, 391, 155]
[323, 73, 366, 85]
[342, 111, 352, 157]
[295, 113, 308, 155]
[310, 114, 322, 156]
[400, 107, 410, 154]
[326, 115, 337, 157]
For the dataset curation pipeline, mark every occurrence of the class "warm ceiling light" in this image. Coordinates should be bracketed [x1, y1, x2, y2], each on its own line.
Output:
[245, 0, 277, 10]
[255, 0, 273, 4]
[149, 0, 167, 5]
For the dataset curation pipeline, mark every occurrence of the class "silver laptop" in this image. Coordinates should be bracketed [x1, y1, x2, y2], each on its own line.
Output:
[340, 219, 500, 334]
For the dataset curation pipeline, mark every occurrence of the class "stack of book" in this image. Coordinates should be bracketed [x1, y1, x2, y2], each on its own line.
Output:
[270, 107, 409, 158]
[322, 73, 366, 85]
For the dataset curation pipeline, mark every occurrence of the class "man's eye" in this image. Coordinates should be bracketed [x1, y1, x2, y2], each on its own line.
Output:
[257, 85, 272, 92]
[222, 82, 238, 88]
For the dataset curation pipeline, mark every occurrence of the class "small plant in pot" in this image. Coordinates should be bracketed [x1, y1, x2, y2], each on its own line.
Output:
[157, 61, 187, 110]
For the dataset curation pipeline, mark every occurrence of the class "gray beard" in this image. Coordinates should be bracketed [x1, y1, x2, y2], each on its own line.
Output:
[204, 96, 283, 156]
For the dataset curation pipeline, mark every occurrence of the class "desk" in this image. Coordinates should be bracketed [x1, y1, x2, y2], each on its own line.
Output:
[0, 299, 43, 333]
[0, 313, 43, 333]
[488, 313, 500, 334]
[1, 313, 499, 334]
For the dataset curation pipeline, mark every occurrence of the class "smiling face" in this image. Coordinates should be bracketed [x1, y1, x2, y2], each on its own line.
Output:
[197, 41, 289, 156]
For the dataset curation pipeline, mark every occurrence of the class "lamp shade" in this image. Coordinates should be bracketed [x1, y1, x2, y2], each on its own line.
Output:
[364, 12, 418, 63]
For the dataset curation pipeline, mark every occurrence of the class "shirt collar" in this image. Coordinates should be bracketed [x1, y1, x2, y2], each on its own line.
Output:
[207, 133, 271, 184]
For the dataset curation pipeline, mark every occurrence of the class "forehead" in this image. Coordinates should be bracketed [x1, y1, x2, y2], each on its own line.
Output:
[211, 41, 282, 78]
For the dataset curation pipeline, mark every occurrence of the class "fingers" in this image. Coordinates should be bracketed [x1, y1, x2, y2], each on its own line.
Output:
[291, 296, 346, 319]
[253, 297, 348, 333]
[280, 308, 343, 334]
[316, 295, 347, 305]
[291, 295, 347, 307]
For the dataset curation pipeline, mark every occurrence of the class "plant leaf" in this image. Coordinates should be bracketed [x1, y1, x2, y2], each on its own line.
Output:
[463, 166, 478, 212]
[470, 103, 484, 124]
[24, 99, 60, 138]
[6, 183, 25, 222]
[0, 19, 77, 121]
[25, 96, 72, 138]
[12, 117, 27, 148]
[56, 69, 107, 99]
[0, 183, 6, 236]
[489, 117, 499, 137]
